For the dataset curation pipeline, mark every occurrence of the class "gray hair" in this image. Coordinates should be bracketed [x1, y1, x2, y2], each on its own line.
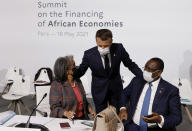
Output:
[65, 55, 74, 67]
[53, 57, 68, 82]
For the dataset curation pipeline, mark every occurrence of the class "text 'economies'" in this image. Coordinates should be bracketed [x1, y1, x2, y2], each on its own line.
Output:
[46, 20, 123, 28]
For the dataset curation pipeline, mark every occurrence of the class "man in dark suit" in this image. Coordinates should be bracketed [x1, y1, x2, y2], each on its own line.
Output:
[73, 29, 142, 113]
[120, 57, 182, 131]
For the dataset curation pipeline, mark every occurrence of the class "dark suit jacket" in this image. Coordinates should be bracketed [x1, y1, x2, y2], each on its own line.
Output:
[76, 43, 142, 108]
[49, 80, 90, 119]
[121, 77, 182, 131]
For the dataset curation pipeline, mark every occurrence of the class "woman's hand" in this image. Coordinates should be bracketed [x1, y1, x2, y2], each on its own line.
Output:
[64, 111, 76, 121]
[88, 107, 96, 118]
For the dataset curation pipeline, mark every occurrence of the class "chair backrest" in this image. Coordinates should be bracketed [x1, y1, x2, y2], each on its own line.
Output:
[0, 69, 8, 93]
[35, 85, 51, 117]
[5, 67, 21, 82]
[34, 68, 53, 84]
[8, 75, 31, 96]
[171, 78, 192, 105]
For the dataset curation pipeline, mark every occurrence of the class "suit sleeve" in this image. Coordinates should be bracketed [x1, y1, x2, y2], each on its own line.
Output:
[162, 88, 182, 129]
[121, 78, 135, 107]
[73, 51, 89, 78]
[49, 82, 65, 118]
[120, 44, 143, 78]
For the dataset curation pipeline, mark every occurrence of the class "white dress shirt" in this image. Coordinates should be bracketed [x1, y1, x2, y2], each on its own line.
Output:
[100, 53, 111, 68]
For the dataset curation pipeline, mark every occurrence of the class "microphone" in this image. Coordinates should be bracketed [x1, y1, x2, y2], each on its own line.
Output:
[16, 93, 49, 131]
[26, 93, 47, 128]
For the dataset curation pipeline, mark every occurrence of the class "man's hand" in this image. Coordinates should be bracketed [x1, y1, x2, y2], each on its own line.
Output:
[142, 112, 162, 123]
[119, 108, 128, 121]
[72, 66, 79, 78]
[88, 107, 96, 118]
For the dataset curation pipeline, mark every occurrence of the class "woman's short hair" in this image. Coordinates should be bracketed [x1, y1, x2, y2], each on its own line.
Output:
[54, 57, 68, 82]
[65, 55, 74, 67]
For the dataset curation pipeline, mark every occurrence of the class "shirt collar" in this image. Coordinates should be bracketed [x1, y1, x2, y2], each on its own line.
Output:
[150, 77, 161, 87]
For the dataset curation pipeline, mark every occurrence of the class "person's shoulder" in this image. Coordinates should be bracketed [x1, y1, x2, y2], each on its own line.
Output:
[111, 43, 125, 51]
[160, 78, 179, 92]
[111, 43, 123, 47]
[123, 76, 145, 90]
[51, 80, 58, 85]
[85, 46, 97, 52]
[130, 76, 145, 84]
[51, 80, 62, 87]
[84, 46, 97, 54]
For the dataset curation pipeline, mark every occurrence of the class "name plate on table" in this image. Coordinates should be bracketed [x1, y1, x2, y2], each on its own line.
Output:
[0, 111, 16, 125]
[180, 98, 192, 104]
[0, 126, 40, 131]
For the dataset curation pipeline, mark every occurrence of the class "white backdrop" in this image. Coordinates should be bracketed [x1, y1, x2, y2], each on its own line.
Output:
[0, 0, 192, 93]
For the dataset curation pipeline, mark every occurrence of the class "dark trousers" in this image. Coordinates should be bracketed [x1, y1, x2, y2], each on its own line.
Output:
[94, 88, 121, 114]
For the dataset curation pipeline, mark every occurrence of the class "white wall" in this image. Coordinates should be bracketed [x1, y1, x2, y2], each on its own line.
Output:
[0, 0, 192, 92]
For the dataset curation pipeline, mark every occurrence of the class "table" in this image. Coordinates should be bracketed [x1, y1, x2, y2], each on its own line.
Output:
[0, 126, 40, 131]
[171, 78, 192, 122]
[4, 115, 123, 131]
[4, 115, 92, 131]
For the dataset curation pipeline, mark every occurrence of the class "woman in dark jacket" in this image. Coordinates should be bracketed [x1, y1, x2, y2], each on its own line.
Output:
[49, 56, 95, 120]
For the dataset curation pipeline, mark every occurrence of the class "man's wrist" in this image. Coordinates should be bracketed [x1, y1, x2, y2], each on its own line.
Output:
[157, 115, 164, 128]
[120, 107, 126, 111]
[157, 115, 162, 123]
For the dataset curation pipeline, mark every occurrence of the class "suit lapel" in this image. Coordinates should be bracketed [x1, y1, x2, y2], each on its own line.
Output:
[152, 78, 166, 111]
[131, 80, 146, 117]
[136, 80, 147, 106]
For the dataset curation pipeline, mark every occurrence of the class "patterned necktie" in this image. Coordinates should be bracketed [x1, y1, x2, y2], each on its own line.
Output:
[104, 54, 110, 73]
[140, 82, 152, 131]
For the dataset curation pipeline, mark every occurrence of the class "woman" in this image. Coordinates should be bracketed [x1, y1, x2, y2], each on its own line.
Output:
[49, 56, 95, 120]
